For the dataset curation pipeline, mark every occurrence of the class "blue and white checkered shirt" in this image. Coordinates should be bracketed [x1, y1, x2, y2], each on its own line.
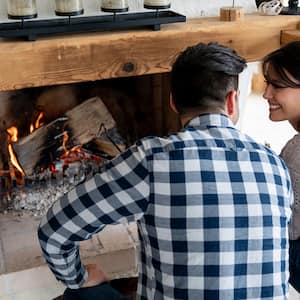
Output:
[38, 114, 293, 299]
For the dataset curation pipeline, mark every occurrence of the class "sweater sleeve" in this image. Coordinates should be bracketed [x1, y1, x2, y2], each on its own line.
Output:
[38, 141, 150, 288]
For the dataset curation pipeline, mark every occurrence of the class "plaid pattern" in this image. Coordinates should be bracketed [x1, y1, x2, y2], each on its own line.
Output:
[38, 114, 293, 299]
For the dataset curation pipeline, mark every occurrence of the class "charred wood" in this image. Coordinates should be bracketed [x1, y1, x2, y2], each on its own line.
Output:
[11, 97, 116, 176]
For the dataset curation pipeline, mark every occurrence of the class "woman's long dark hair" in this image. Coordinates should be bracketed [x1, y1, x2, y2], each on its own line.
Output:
[262, 41, 300, 88]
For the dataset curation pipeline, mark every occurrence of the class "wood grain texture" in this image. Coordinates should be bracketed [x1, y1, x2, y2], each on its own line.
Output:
[0, 14, 300, 91]
[281, 29, 300, 45]
[220, 7, 244, 21]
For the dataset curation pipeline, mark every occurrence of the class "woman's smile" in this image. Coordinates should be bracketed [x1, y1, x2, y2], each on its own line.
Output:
[268, 101, 281, 112]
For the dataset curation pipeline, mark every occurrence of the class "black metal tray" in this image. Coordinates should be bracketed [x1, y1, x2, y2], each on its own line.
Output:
[0, 10, 186, 41]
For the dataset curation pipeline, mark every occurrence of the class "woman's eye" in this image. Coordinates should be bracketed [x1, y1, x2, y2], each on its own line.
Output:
[264, 80, 286, 89]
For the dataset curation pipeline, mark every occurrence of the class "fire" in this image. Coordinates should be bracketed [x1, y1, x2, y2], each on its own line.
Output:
[60, 130, 101, 164]
[30, 112, 44, 133]
[7, 126, 18, 142]
[62, 131, 69, 153]
[6, 112, 45, 177]
[6, 126, 25, 176]
[8, 144, 25, 176]
[61, 131, 84, 163]
[62, 130, 82, 156]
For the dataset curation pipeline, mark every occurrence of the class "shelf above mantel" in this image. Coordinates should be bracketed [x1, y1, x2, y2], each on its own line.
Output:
[1, 13, 300, 92]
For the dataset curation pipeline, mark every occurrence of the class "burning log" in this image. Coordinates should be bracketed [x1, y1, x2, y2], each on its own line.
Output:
[65, 96, 115, 145]
[92, 139, 125, 158]
[11, 97, 116, 176]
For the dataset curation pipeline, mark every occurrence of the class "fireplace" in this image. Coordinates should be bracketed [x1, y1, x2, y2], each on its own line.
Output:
[0, 74, 179, 212]
[0, 73, 179, 295]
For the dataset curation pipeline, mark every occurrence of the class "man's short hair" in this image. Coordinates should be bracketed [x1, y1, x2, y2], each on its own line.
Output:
[171, 42, 246, 114]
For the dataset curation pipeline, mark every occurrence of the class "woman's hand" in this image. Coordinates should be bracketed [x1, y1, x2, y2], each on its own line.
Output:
[82, 263, 108, 288]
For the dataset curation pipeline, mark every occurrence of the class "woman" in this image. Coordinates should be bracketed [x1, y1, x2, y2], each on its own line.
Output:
[262, 41, 300, 294]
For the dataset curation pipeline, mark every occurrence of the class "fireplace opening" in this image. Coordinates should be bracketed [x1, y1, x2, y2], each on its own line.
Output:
[0, 73, 179, 215]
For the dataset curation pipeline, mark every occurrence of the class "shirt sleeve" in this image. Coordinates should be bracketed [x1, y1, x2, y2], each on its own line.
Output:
[38, 141, 150, 288]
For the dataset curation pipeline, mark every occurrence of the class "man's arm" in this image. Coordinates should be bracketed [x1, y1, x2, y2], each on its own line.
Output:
[38, 141, 150, 288]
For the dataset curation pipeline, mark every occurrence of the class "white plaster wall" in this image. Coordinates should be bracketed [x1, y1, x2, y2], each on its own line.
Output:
[0, 0, 257, 21]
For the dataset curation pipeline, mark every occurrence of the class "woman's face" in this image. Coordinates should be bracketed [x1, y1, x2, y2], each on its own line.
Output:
[263, 64, 300, 130]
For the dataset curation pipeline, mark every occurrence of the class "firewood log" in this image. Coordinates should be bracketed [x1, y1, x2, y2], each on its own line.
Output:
[11, 97, 116, 176]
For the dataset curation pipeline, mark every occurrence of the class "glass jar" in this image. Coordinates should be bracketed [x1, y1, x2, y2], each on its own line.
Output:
[101, 0, 129, 12]
[55, 0, 84, 16]
[6, 0, 37, 19]
[144, 0, 171, 9]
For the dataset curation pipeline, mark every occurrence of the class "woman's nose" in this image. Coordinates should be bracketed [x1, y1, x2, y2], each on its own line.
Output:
[262, 84, 272, 100]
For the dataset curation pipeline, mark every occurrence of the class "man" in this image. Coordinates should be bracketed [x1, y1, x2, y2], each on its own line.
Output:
[38, 42, 293, 299]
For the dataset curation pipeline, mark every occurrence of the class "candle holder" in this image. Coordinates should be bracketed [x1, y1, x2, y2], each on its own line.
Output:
[7, 0, 37, 20]
[54, 0, 84, 17]
[144, 0, 171, 10]
[101, 1, 129, 13]
[0, 9, 185, 41]
[101, 0, 129, 21]
[144, 0, 171, 19]
[280, 0, 300, 14]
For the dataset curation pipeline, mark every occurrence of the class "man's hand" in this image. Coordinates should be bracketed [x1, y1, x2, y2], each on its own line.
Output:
[82, 263, 108, 288]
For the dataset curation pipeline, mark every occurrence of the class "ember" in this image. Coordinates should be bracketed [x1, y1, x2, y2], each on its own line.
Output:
[11, 153, 106, 216]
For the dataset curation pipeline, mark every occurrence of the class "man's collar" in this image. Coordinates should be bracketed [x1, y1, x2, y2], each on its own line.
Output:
[184, 113, 234, 129]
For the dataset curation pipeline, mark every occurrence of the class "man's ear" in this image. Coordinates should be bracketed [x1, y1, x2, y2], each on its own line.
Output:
[170, 94, 178, 114]
[225, 90, 239, 124]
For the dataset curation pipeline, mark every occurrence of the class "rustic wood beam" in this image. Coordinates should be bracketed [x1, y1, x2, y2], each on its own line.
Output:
[0, 14, 300, 91]
[281, 21, 300, 45]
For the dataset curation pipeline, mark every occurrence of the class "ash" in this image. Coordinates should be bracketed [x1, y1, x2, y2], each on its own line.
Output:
[11, 158, 106, 217]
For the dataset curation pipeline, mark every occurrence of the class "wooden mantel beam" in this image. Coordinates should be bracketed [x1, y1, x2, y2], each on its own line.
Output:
[281, 21, 300, 45]
[0, 14, 300, 91]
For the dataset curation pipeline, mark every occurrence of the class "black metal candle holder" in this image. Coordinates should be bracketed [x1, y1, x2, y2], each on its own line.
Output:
[101, 7, 129, 13]
[55, 9, 84, 16]
[8, 13, 38, 20]
[144, 4, 171, 10]
[101, 5, 129, 22]
[55, 8, 84, 25]
[0, 10, 186, 41]
[144, 3, 171, 18]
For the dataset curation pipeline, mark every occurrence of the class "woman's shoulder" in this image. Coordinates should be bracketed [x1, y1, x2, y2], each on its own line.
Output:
[281, 133, 300, 166]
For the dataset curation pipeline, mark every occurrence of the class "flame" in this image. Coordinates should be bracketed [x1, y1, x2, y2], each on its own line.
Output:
[7, 126, 18, 142]
[62, 131, 69, 153]
[60, 130, 85, 164]
[6, 112, 49, 179]
[30, 112, 44, 133]
[35, 112, 44, 129]
[62, 131, 82, 156]
[62, 132, 82, 153]
[8, 144, 25, 176]
[7, 126, 25, 176]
